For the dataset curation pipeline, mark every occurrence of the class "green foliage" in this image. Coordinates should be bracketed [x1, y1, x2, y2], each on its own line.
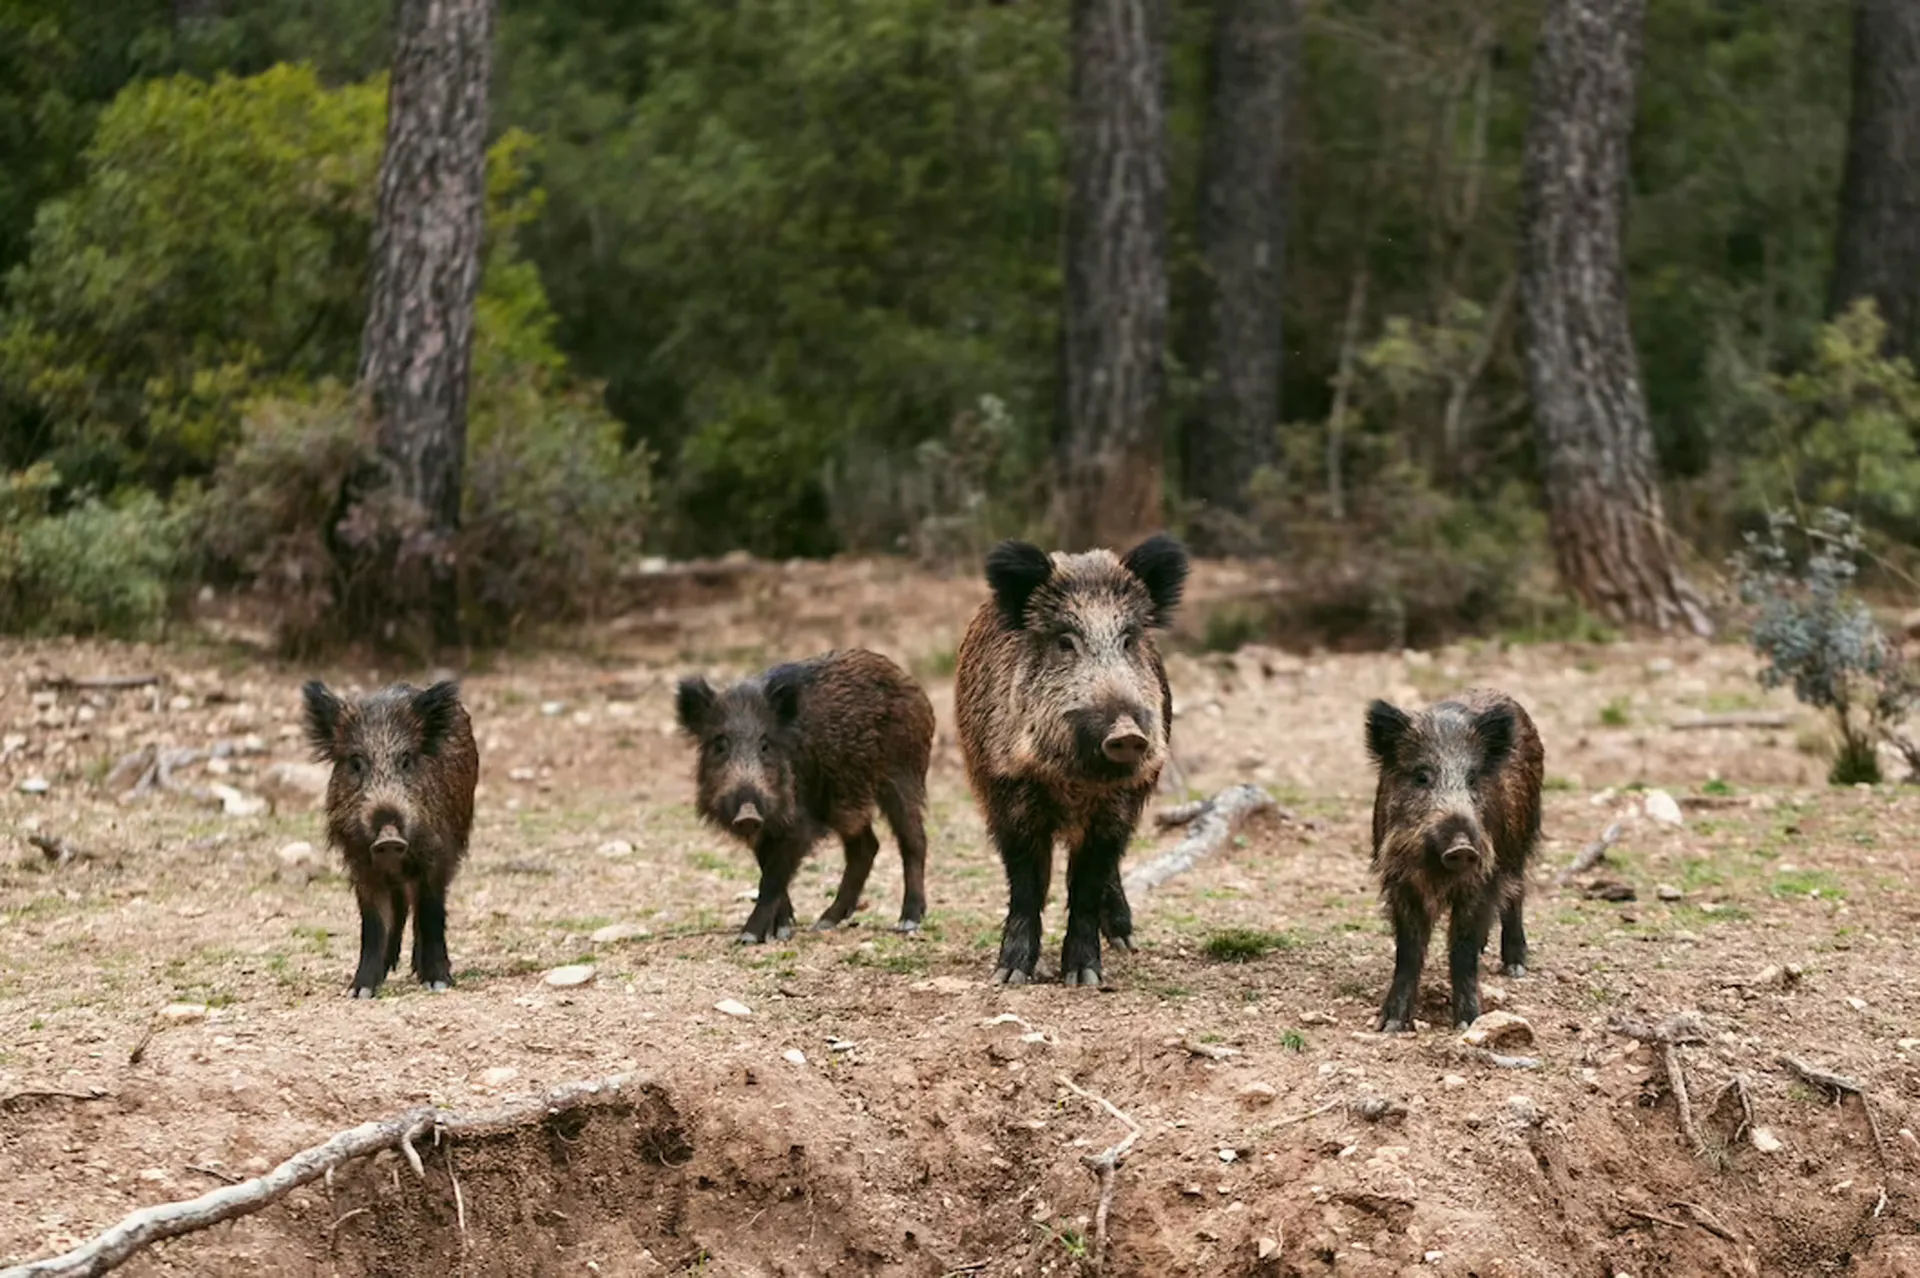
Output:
[1202, 928, 1296, 963]
[0, 463, 198, 639]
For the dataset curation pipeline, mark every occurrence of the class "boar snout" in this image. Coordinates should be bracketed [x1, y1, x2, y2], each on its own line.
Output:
[729, 798, 765, 840]
[1102, 714, 1150, 765]
[1428, 814, 1485, 873]
[371, 824, 408, 856]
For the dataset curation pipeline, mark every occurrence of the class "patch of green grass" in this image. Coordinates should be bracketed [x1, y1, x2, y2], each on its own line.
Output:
[1701, 778, 1735, 796]
[843, 948, 928, 976]
[1202, 928, 1297, 963]
[1677, 857, 1728, 891]
[1768, 869, 1847, 900]
[688, 849, 733, 874]
[911, 647, 958, 680]
[1543, 775, 1578, 792]
[1200, 600, 1270, 653]
[1280, 1029, 1306, 1052]
[1598, 696, 1632, 728]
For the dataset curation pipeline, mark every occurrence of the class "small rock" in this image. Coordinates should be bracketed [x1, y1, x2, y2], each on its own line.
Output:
[1218, 1148, 1238, 1163]
[715, 999, 752, 1018]
[909, 975, 975, 994]
[1584, 878, 1637, 902]
[1656, 884, 1684, 901]
[1181, 1183, 1204, 1198]
[477, 1066, 519, 1089]
[589, 922, 651, 945]
[828, 1038, 856, 1052]
[1751, 1127, 1785, 1153]
[274, 841, 323, 885]
[1754, 963, 1803, 989]
[1645, 658, 1675, 676]
[1257, 1237, 1279, 1260]
[1897, 1039, 1920, 1052]
[783, 1049, 807, 1066]
[508, 767, 537, 783]
[1239, 1082, 1278, 1108]
[544, 964, 595, 988]
[1425, 1252, 1446, 1265]
[161, 1002, 209, 1022]
[1442, 1074, 1469, 1090]
[540, 701, 567, 717]
[1846, 996, 1869, 1012]
[18, 776, 50, 795]
[208, 783, 267, 818]
[596, 839, 635, 858]
[1642, 789, 1684, 827]
[1461, 1011, 1535, 1050]
[1505, 1095, 1543, 1127]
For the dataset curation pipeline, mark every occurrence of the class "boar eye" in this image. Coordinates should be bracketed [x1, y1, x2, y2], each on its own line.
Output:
[709, 734, 730, 755]
[346, 754, 369, 780]
[759, 734, 772, 756]
[1122, 629, 1140, 652]
[1055, 632, 1081, 656]
[1412, 766, 1435, 788]
[397, 750, 417, 773]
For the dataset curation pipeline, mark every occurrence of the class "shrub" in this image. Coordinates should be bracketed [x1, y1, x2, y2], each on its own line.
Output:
[0, 463, 199, 639]
[1729, 506, 1919, 784]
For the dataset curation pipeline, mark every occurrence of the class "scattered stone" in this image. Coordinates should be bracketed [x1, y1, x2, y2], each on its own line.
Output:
[1218, 1148, 1239, 1163]
[714, 999, 752, 1018]
[1584, 878, 1637, 902]
[828, 1038, 856, 1052]
[1645, 658, 1675, 676]
[477, 1066, 519, 1089]
[909, 975, 975, 995]
[1505, 1095, 1543, 1127]
[540, 701, 567, 717]
[161, 1002, 209, 1022]
[274, 841, 323, 885]
[1299, 1010, 1338, 1026]
[1750, 1127, 1785, 1154]
[1898, 1039, 1920, 1052]
[1442, 1074, 1469, 1090]
[1846, 996, 1870, 1012]
[18, 776, 50, 795]
[783, 1048, 807, 1066]
[1258, 1238, 1279, 1261]
[544, 964, 595, 988]
[589, 922, 651, 945]
[1656, 884, 1684, 901]
[208, 783, 267, 818]
[1642, 789, 1684, 827]
[1425, 1252, 1445, 1265]
[1239, 1082, 1278, 1108]
[1181, 1183, 1204, 1198]
[1461, 1011, 1535, 1051]
[596, 839, 635, 858]
[508, 767, 537, 783]
[1753, 963, 1803, 989]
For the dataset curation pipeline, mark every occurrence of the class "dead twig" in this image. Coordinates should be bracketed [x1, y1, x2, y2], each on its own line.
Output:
[1777, 1054, 1888, 1162]
[1664, 1041, 1708, 1158]
[1626, 1207, 1687, 1230]
[33, 674, 163, 693]
[1272, 1098, 1344, 1128]
[1709, 1074, 1756, 1145]
[0, 1088, 110, 1112]
[1127, 785, 1281, 895]
[1055, 1075, 1142, 1276]
[185, 1165, 239, 1186]
[1559, 820, 1624, 884]
[1671, 1200, 1737, 1243]
[127, 1025, 155, 1067]
[0, 1071, 646, 1278]
[1669, 712, 1794, 731]
[1614, 1016, 1712, 1158]
[1174, 1039, 1240, 1061]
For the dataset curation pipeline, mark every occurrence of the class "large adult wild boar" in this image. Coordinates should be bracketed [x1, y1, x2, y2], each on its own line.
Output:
[954, 533, 1189, 988]
[1363, 689, 1545, 1032]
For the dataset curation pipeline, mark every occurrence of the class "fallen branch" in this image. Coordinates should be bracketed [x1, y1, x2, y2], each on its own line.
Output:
[1671, 1200, 1737, 1243]
[26, 834, 91, 867]
[1558, 820, 1624, 884]
[1614, 1015, 1712, 1158]
[1174, 1039, 1240, 1061]
[0, 1088, 110, 1113]
[32, 674, 163, 693]
[1669, 712, 1794, 731]
[1055, 1075, 1142, 1276]
[1272, 1098, 1344, 1128]
[1664, 1041, 1707, 1158]
[0, 1071, 647, 1278]
[1709, 1074, 1755, 1145]
[1127, 785, 1282, 895]
[1777, 1054, 1887, 1162]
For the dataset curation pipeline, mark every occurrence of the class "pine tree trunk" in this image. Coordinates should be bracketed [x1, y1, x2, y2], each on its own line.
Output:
[357, 0, 495, 645]
[1180, 0, 1296, 555]
[1054, 0, 1171, 552]
[1829, 0, 1920, 358]
[1519, 0, 1710, 637]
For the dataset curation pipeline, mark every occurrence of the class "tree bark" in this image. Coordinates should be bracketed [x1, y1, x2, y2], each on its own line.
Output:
[1054, 0, 1171, 552]
[1829, 0, 1920, 359]
[357, 0, 495, 645]
[1519, 0, 1711, 637]
[1180, 0, 1297, 555]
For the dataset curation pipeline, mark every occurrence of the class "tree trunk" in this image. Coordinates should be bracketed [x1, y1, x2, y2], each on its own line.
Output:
[1519, 0, 1710, 637]
[1829, 0, 1920, 359]
[1180, 0, 1296, 555]
[357, 0, 495, 645]
[1054, 0, 1171, 553]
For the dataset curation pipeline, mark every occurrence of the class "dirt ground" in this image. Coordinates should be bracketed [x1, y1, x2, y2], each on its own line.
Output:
[2, 555, 1917, 1278]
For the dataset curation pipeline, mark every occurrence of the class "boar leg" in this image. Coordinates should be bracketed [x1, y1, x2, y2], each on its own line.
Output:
[1060, 812, 1130, 988]
[1099, 863, 1134, 951]
[817, 825, 880, 929]
[348, 879, 397, 999]
[383, 883, 409, 976]
[1376, 886, 1432, 1032]
[1498, 887, 1528, 977]
[412, 879, 455, 991]
[739, 837, 804, 944]
[988, 782, 1054, 986]
[1446, 893, 1496, 1029]
[878, 778, 929, 932]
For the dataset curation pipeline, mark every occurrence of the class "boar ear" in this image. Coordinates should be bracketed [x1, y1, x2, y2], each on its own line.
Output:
[765, 667, 805, 726]
[675, 677, 716, 736]
[1121, 533, 1189, 628]
[984, 539, 1054, 629]
[1364, 700, 1412, 769]
[302, 681, 343, 762]
[1473, 701, 1517, 770]
[412, 681, 463, 755]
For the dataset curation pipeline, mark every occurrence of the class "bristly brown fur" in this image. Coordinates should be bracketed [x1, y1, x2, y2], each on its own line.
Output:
[1364, 687, 1544, 1033]
[955, 533, 1189, 988]
[674, 648, 935, 942]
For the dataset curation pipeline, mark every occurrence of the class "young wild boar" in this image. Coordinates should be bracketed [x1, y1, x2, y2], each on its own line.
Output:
[303, 680, 479, 999]
[954, 533, 1189, 988]
[674, 649, 935, 944]
[1363, 689, 1544, 1032]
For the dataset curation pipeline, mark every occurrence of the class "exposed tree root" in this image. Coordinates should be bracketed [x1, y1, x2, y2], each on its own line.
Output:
[1055, 1074, 1142, 1275]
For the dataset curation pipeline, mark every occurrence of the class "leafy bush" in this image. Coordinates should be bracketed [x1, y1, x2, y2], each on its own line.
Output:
[1729, 506, 1919, 784]
[0, 463, 199, 639]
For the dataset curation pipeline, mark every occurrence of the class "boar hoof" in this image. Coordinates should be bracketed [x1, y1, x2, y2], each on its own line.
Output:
[1062, 966, 1102, 988]
[990, 966, 1030, 987]
[349, 986, 378, 1000]
[1105, 934, 1136, 952]
[1501, 962, 1527, 978]
[893, 918, 921, 935]
[735, 930, 766, 946]
[1376, 1016, 1412, 1034]
[425, 980, 452, 993]
[773, 922, 794, 941]
[811, 916, 844, 932]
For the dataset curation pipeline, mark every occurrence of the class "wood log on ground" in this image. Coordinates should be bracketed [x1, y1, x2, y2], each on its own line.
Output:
[0, 1072, 646, 1278]
[1125, 784, 1284, 895]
